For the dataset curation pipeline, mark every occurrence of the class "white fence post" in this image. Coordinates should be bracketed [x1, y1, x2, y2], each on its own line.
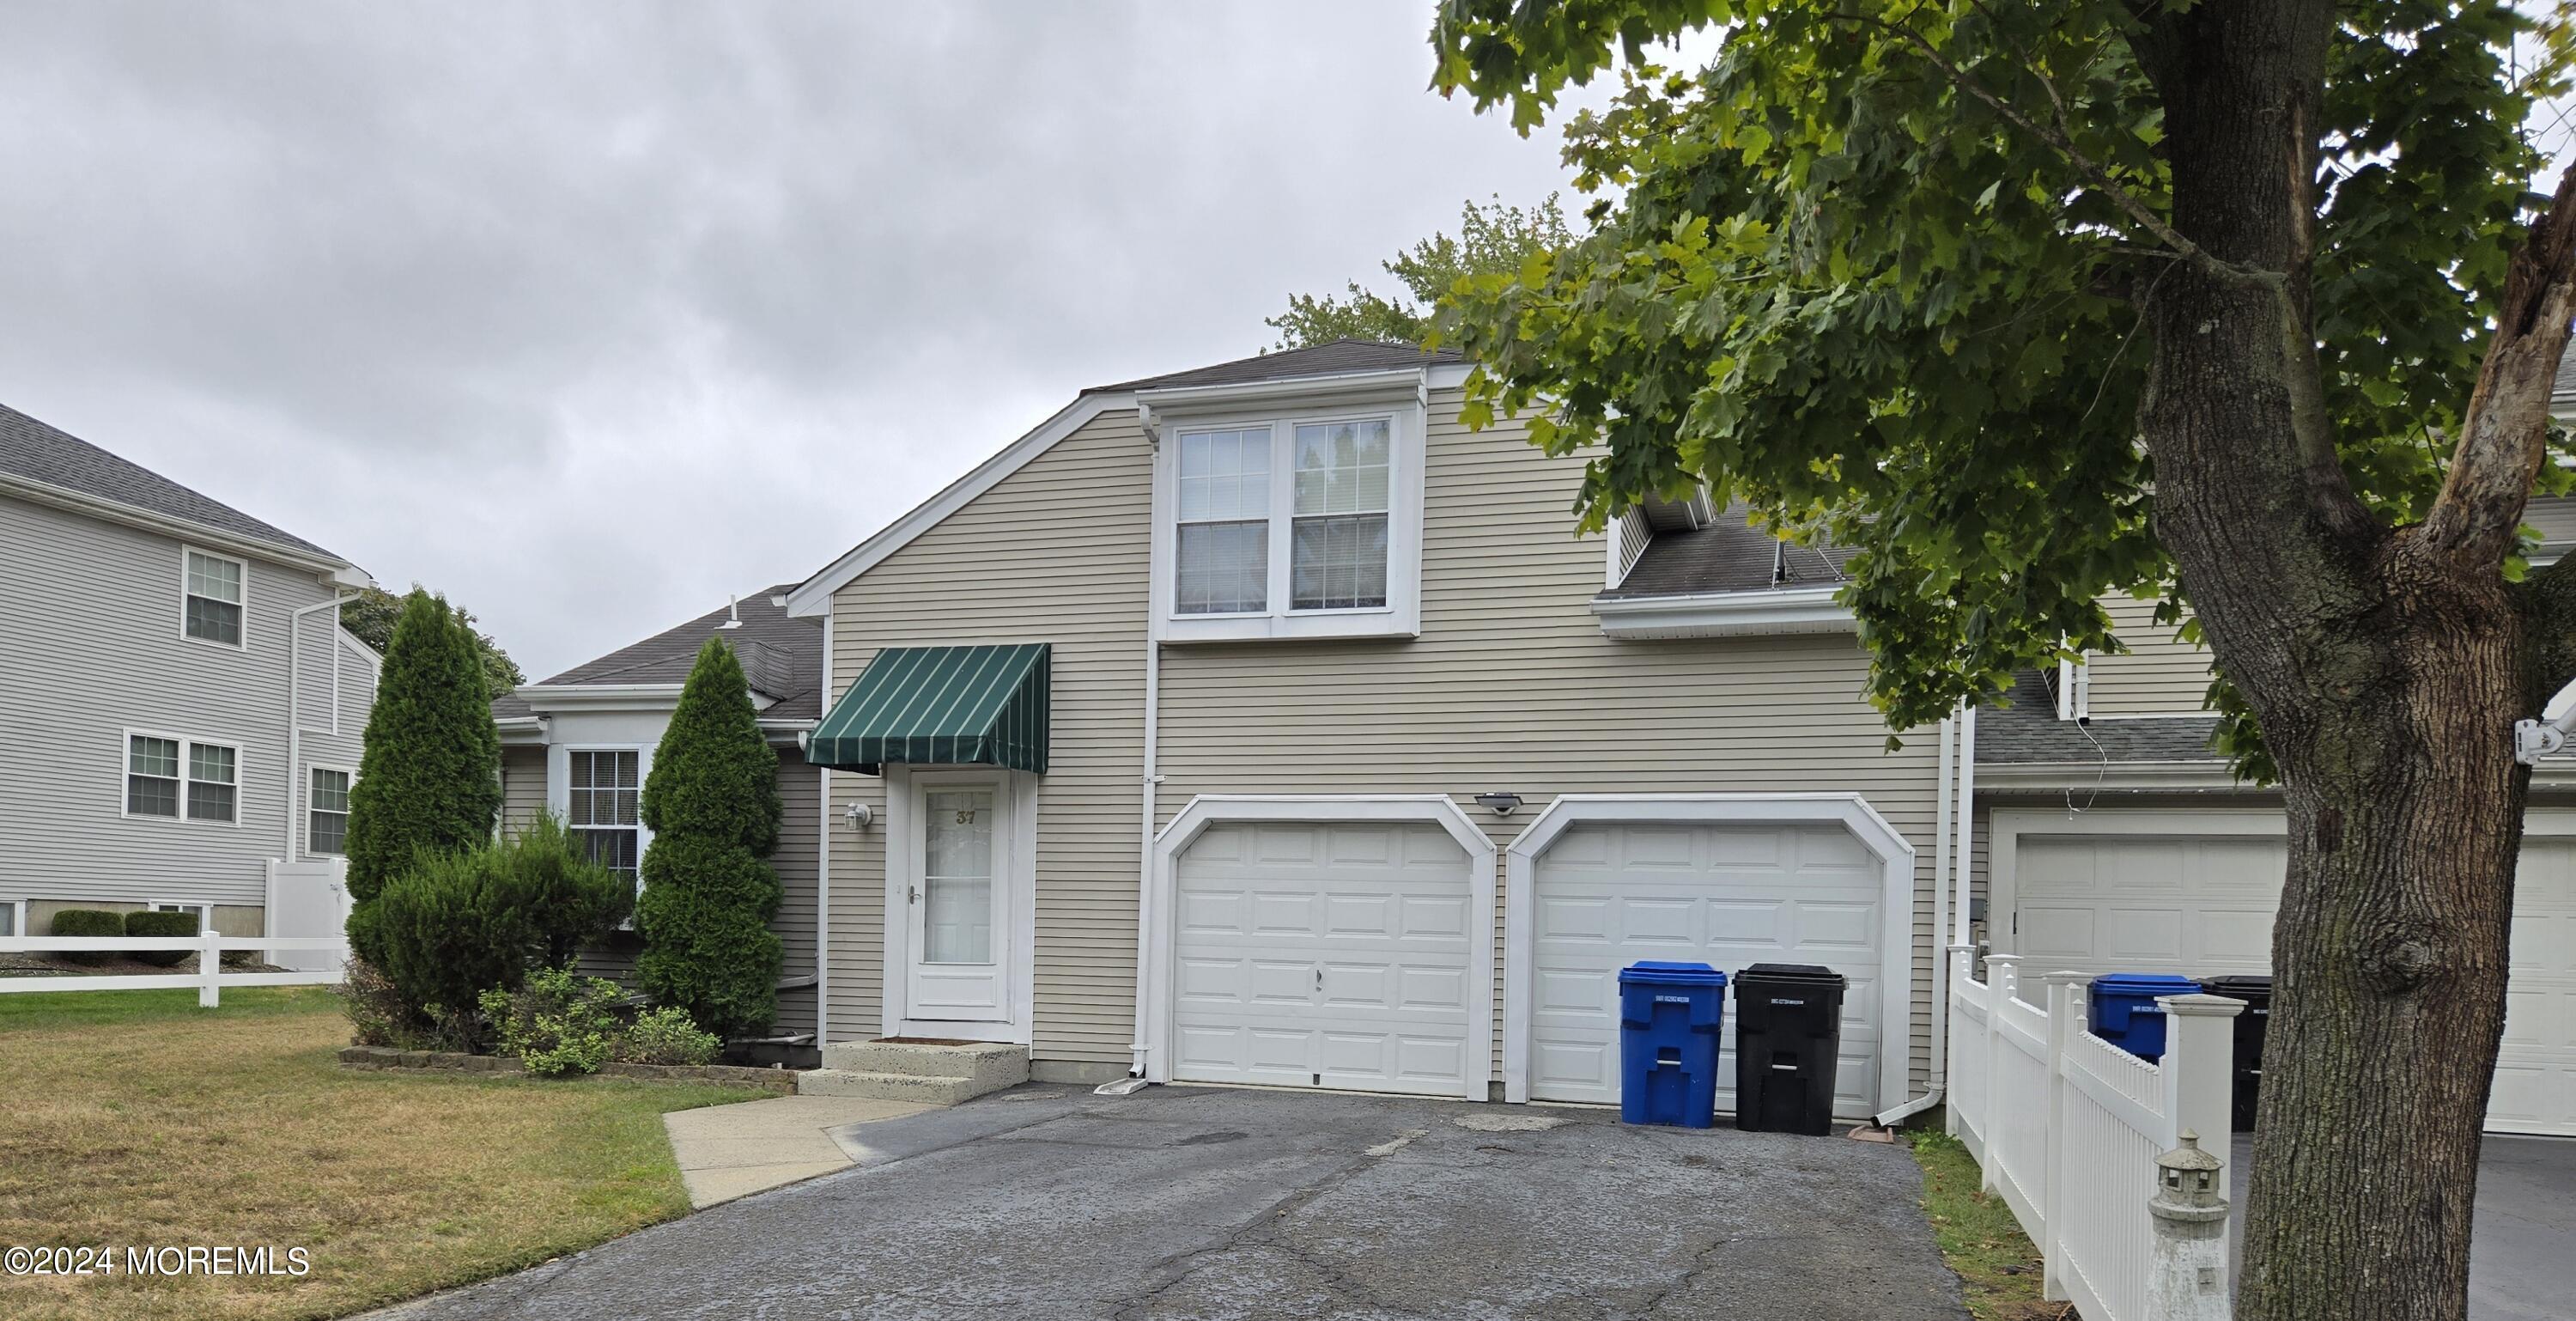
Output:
[1946, 943, 1978, 1139]
[2160, 994, 2245, 1196]
[1979, 955, 2021, 1193]
[197, 928, 223, 1008]
[2039, 970, 2089, 1302]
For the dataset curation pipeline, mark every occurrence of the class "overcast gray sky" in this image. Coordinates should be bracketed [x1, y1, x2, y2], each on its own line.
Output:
[0, 2, 1613, 678]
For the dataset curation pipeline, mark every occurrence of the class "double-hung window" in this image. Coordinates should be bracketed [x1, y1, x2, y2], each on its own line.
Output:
[308, 767, 353, 855]
[125, 734, 238, 824]
[183, 548, 246, 646]
[1157, 401, 1420, 642]
[568, 750, 641, 883]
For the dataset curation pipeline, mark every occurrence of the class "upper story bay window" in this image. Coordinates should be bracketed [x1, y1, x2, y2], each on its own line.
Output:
[1151, 381, 1425, 642]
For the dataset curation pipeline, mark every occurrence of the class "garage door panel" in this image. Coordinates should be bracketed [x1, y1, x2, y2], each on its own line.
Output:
[1174, 822, 1473, 1097]
[2013, 824, 2573, 1136]
[1532, 824, 1887, 1117]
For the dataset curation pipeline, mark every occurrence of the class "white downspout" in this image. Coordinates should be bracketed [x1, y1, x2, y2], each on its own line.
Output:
[1874, 708, 1959, 1127]
[1954, 703, 1978, 947]
[283, 594, 351, 864]
[815, 620, 833, 1047]
[1101, 637, 1161, 1094]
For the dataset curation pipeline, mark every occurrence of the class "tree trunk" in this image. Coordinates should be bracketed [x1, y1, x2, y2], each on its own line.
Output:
[2128, 4, 2529, 1317]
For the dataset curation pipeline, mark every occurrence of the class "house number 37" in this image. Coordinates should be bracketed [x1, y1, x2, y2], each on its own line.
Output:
[954, 810, 977, 825]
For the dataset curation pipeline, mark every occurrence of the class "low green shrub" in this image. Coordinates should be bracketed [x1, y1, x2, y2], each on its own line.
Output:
[49, 910, 124, 965]
[355, 814, 633, 1035]
[480, 965, 626, 1078]
[617, 1006, 722, 1066]
[122, 910, 198, 968]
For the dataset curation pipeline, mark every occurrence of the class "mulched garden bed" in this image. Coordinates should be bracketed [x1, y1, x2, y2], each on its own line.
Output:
[337, 1044, 799, 1092]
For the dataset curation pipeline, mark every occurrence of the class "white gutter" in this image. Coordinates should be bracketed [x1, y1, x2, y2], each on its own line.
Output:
[1590, 585, 1855, 640]
[0, 470, 365, 582]
[814, 620, 833, 1047]
[1103, 638, 1163, 1094]
[1874, 709, 1959, 1128]
[283, 593, 354, 863]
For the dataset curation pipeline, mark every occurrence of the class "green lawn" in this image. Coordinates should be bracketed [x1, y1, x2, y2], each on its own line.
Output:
[1905, 1129, 2065, 1321]
[0, 986, 762, 1321]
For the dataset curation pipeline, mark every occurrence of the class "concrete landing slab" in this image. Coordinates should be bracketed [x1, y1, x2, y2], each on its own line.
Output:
[662, 1093, 931, 1208]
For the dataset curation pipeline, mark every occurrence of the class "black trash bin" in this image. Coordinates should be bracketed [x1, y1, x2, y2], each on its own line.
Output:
[2199, 974, 2274, 1131]
[1732, 963, 1848, 1135]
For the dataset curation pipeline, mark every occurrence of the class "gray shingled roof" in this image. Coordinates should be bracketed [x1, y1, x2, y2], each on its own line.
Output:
[0, 401, 345, 563]
[1600, 503, 1856, 599]
[1977, 670, 2222, 765]
[1091, 338, 1462, 394]
[504, 585, 825, 722]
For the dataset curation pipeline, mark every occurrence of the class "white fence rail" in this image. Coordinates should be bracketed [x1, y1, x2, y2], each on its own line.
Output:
[0, 933, 346, 1006]
[1947, 951, 2244, 1321]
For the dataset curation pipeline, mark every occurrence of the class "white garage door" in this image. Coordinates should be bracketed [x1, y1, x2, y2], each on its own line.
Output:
[1172, 822, 1475, 1097]
[1530, 824, 1886, 1118]
[2009, 826, 2576, 1137]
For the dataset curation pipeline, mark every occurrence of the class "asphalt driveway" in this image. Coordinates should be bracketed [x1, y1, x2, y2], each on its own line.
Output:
[371, 1084, 1966, 1320]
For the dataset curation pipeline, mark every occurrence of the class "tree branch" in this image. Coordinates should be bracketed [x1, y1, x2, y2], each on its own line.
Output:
[2416, 161, 2576, 568]
[1850, 9, 2277, 291]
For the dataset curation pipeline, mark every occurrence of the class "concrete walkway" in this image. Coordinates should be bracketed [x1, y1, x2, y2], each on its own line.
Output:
[661, 1093, 929, 1208]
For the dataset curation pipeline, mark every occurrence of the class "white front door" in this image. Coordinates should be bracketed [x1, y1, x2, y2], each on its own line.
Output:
[1528, 823, 1887, 1118]
[905, 778, 1009, 1022]
[1171, 821, 1475, 1096]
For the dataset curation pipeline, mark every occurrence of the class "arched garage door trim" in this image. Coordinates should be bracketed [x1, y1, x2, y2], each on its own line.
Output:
[1504, 793, 1917, 1110]
[1147, 794, 1498, 1099]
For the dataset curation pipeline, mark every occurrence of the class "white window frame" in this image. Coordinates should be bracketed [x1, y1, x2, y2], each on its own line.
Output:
[149, 901, 211, 930]
[179, 545, 250, 649]
[1149, 395, 1426, 643]
[307, 764, 357, 856]
[0, 899, 24, 939]
[553, 745, 650, 892]
[120, 728, 242, 827]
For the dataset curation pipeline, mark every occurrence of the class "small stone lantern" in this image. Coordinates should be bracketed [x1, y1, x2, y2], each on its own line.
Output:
[2144, 1130, 2231, 1321]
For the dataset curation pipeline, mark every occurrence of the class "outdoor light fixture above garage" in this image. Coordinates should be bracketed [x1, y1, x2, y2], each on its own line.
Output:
[1474, 791, 1523, 818]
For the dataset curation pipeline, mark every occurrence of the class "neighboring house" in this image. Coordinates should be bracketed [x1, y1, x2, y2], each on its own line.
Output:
[494, 588, 824, 1049]
[1971, 444, 2576, 1139]
[772, 338, 1949, 1118]
[0, 403, 377, 941]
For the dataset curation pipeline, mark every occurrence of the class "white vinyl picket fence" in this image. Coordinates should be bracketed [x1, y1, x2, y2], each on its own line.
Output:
[1947, 949, 2244, 1321]
[0, 932, 346, 1006]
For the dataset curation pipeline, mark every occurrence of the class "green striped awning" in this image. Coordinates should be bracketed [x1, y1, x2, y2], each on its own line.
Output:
[808, 643, 1051, 774]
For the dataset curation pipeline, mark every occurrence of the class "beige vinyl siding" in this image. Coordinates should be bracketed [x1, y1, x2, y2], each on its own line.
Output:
[1154, 395, 1948, 1092]
[2083, 594, 2215, 716]
[769, 749, 821, 1036]
[500, 745, 546, 834]
[824, 410, 1151, 1055]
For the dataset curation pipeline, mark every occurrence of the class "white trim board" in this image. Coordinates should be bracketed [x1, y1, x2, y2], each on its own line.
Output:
[1143, 794, 1498, 1100]
[1500, 793, 1917, 1113]
[878, 764, 1039, 1045]
[1590, 586, 1856, 639]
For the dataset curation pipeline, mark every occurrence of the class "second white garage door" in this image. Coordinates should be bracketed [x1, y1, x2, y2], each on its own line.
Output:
[1529, 823, 1887, 1117]
[1171, 822, 1475, 1096]
[2004, 819, 2576, 1137]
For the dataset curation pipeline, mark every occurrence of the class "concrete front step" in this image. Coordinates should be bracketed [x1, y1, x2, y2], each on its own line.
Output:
[798, 1068, 1001, 1106]
[821, 1038, 1030, 1087]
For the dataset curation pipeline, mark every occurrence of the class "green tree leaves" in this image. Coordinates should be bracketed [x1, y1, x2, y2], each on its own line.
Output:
[1268, 194, 1572, 349]
[1430, 1, 2564, 740]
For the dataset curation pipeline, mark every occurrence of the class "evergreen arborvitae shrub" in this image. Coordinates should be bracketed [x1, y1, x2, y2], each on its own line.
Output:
[635, 638, 784, 1038]
[124, 909, 199, 968]
[343, 590, 502, 960]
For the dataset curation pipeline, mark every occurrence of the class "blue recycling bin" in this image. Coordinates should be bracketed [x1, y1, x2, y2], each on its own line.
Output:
[1619, 961, 1728, 1128]
[2089, 973, 2202, 1059]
